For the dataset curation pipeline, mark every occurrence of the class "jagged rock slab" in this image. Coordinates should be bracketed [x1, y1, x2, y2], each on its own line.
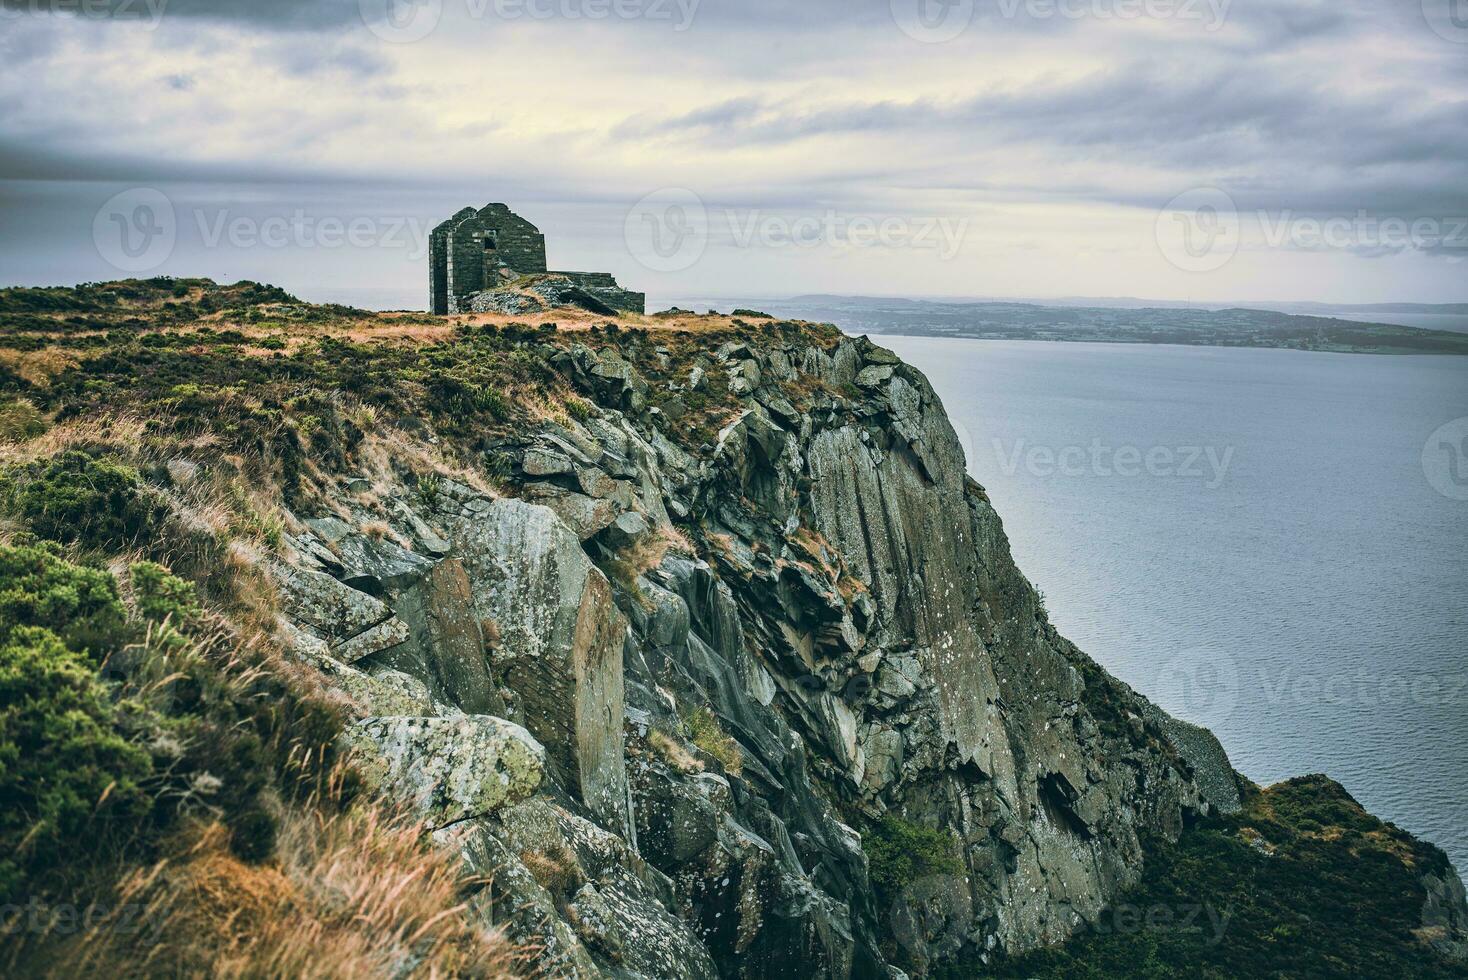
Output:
[270, 561, 392, 641]
[438, 495, 633, 839]
[366, 556, 503, 715]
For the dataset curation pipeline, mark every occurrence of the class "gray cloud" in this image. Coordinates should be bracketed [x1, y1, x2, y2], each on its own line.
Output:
[609, 59, 1468, 221]
[0, 0, 365, 28]
[262, 38, 392, 76]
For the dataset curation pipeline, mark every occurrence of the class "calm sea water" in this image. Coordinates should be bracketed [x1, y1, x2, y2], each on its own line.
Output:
[880, 337, 1468, 882]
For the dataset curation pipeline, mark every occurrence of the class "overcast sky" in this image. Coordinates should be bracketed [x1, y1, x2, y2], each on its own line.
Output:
[2, 0, 1465, 308]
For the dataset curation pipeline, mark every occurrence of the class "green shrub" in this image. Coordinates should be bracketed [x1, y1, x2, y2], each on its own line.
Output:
[865, 815, 963, 899]
[0, 542, 351, 906]
[0, 626, 154, 901]
[0, 541, 130, 662]
[129, 560, 201, 627]
[2, 451, 166, 551]
[414, 471, 442, 509]
[993, 777, 1468, 979]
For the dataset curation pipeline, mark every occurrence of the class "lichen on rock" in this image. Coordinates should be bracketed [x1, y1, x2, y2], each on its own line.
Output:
[342, 714, 545, 828]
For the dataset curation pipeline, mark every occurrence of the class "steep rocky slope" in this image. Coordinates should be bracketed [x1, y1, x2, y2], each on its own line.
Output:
[1, 278, 1462, 978]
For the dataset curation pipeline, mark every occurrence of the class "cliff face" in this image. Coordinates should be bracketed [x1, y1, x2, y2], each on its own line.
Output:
[265, 324, 1237, 976]
[5, 280, 1461, 978]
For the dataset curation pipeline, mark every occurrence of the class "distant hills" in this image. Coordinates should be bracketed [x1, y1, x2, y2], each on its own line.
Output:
[672, 295, 1468, 355]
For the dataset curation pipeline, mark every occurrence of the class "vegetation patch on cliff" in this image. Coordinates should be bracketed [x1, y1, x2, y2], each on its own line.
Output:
[991, 776, 1468, 979]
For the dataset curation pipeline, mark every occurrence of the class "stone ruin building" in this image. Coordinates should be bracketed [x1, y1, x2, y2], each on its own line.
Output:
[429, 203, 645, 315]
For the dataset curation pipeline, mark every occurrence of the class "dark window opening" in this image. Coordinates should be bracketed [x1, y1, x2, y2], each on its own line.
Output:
[483, 234, 498, 250]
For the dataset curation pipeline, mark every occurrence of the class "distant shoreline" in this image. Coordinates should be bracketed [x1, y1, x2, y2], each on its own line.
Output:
[667, 296, 1468, 357]
[844, 332, 1467, 357]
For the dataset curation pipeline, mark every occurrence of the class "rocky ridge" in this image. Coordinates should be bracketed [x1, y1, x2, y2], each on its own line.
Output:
[260, 320, 1280, 977]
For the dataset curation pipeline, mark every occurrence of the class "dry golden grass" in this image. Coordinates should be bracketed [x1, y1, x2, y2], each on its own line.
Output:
[0, 347, 79, 387]
[647, 728, 704, 774]
[281, 305, 812, 345]
[518, 843, 582, 904]
[602, 520, 695, 607]
[514, 386, 580, 428]
[0, 412, 149, 464]
[479, 617, 502, 652]
[656, 522, 697, 558]
[36, 806, 525, 980]
[356, 427, 500, 500]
